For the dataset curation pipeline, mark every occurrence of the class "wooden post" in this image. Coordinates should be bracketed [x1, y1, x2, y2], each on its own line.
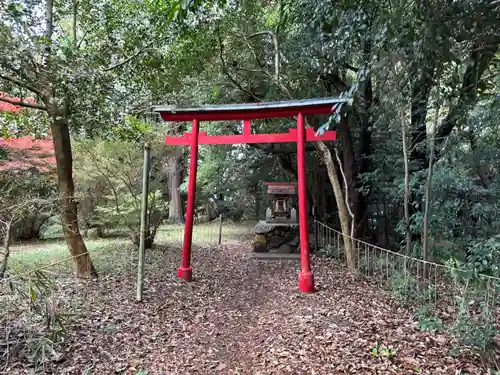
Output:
[136, 142, 151, 302]
[218, 214, 223, 245]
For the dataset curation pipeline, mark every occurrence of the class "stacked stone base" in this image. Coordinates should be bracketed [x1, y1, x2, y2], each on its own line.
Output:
[253, 221, 301, 253]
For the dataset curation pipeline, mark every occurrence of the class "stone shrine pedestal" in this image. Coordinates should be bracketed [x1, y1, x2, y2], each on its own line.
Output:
[253, 220, 303, 254]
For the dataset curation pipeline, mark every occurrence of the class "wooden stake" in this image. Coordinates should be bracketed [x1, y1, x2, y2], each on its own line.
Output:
[218, 215, 223, 245]
[136, 142, 151, 302]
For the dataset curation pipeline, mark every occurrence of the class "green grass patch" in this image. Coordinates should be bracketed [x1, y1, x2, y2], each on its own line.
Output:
[9, 238, 131, 276]
[7, 223, 252, 276]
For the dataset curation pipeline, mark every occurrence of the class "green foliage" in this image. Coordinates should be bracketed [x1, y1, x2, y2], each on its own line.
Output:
[108, 116, 154, 143]
[416, 306, 443, 335]
[371, 344, 396, 359]
[465, 236, 500, 278]
[0, 0, 499, 368]
[0, 145, 7, 160]
[447, 250, 500, 285]
[387, 269, 435, 303]
[387, 271, 418, 302]
[95, 190, 162, 229]
[73, 137, 169, 244]
[451, 296, 498, 354]
[4, 269, 71, 368]
[0, 165, 56, 247]
[319, 244, 341, 260]
[145, 0, 227, 22]
[0, 110, 50, 139]
[186, 141, 282, 220]
[441, 257, 500, 357]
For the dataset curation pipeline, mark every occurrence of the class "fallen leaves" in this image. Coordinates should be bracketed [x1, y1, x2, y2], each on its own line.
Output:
[1, 241, 492, 374]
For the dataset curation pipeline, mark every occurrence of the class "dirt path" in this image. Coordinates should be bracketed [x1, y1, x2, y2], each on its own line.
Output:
[32, 241, 484, 374]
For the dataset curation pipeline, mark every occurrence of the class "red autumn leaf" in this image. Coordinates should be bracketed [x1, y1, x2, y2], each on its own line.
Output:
[0, 93, 55, 173]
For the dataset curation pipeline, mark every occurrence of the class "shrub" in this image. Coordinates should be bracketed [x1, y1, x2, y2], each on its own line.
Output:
[73, 139, 169, 247]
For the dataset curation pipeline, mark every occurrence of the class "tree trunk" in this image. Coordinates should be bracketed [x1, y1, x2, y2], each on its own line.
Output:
[321, 71, 370, 238]
[254, 193, 261, 219]
[317, 141, 356, 269]
[407, 65, 436, 245]
[133, 228, 153, 249]
[402, 117, 412, 255]
[216, 193, 225, 218]
[337, 114, 365, 237]
[50, 116, 97, 278]
[0, 220, 12, 279]
[409, 66, 435, 170]
[168, 149, 183, 223]
[356, 32, 374, 239]
[422, 88, 441, 279]
[422, 140, 434, 279]
[356, 139, 372, 238]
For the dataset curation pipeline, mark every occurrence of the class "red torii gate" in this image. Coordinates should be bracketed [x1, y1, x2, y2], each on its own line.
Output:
[154, 97, 344, 293]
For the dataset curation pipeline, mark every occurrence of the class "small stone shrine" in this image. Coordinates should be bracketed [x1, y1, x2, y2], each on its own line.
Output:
[253, 182, 301, 253]
[264, 182, 298, 223]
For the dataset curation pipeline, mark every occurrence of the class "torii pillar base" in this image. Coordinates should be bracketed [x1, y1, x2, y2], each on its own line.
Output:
[177, 267, 193, 281]
[298, 271, 316, 293]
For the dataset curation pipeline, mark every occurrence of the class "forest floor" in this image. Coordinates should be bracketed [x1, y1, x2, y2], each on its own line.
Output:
[2, 230, 493, 375]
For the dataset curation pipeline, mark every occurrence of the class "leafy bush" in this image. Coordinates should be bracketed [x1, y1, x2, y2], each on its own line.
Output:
[319, 244, 341, 259]
[465, 236, 500, 278]
[387, 271, 419, 302]
[451, 296, 498, 354]
[444, 258, 499, 357]
[73, 138, 169, 247]
[38, 216, 63, 240]
[1, 270, 70, 368]
[416, 306, 443, 334]
[387, 270, 435, 303]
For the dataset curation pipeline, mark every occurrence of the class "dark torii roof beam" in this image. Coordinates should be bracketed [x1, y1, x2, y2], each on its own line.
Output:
[154, 97, 345, 145]
[153, 97, 345, 122]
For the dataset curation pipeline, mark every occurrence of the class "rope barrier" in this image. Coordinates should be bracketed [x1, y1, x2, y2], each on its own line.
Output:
[315, 220, 500, 283]
[1, 216, 224, 285]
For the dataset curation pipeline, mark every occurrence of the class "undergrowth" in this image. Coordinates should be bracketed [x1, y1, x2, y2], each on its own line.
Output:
[319, 241, 499, 367]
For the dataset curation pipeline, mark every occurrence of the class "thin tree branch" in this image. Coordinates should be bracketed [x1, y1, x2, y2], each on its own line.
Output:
[76, 29, 89, 50]
[217, 30, 262, 102]
[334, 145, 355, 244]
[43, 0, 54, 68]
[402, 114, 411, 255]
[344, 63, 359, 72]
[0, 74, 43, 98]
[234, 67, 267, 74]
[104, 39, 159, 71]
[241, 37, 294, 99]
[248, 30, 280, 82]
[241, 34, 265, 69]
[0, 96, 46, 111]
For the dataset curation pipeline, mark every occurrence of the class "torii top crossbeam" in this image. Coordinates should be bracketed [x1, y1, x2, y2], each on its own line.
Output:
[154, 97, 345, 293]
[155, 97, 344, 145]
[155, 97, 345, 121]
